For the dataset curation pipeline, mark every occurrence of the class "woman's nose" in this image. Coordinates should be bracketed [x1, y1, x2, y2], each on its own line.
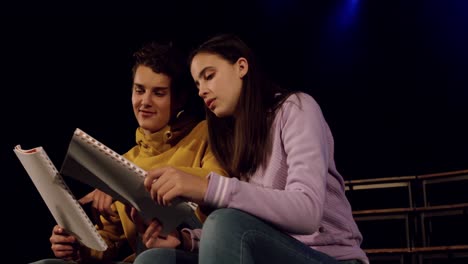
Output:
[198, 86, 208, 98]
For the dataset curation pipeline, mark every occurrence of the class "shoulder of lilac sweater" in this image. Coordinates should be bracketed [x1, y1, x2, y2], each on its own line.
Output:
[280, 92, 324, 118]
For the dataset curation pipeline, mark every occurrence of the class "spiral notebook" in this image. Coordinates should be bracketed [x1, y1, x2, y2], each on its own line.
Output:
[59, 128, 200, 236]
[13, 145, 108, 251]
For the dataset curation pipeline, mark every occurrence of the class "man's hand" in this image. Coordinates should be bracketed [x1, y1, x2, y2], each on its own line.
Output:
[49, 225, 82, 262]
[79, 189, 117, 228]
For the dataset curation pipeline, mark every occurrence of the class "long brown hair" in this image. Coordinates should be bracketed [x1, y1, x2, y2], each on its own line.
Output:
[188, 34, 293, 179]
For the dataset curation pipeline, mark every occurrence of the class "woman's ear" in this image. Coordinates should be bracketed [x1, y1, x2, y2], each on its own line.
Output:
[237, 57, 249, 78]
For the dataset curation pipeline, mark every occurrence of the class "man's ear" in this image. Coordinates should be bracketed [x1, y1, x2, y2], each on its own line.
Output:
[172, 91, 188, 117]
[237, 57, 249, 78]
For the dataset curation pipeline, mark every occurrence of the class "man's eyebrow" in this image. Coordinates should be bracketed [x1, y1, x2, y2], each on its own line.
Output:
[133, 83, 169, 90]
[151, 86, 170, 90]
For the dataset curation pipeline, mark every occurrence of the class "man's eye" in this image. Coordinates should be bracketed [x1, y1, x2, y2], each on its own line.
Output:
[134, 87, 144, 93]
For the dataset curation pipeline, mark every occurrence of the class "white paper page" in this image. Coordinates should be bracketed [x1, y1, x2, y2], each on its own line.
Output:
[14, 145, 108, 251]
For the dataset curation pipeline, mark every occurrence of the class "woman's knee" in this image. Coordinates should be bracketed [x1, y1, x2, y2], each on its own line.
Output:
[29, 259, 73, 264]
[205, 208, 243, 230]
[134, 248, 175, 264]
[202, 208, 258, 244]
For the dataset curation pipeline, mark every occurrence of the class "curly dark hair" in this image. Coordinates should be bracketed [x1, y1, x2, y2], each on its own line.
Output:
[133, 41, 205, 144]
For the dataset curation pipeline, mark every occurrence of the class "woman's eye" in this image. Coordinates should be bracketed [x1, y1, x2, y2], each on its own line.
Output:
[205, 73, 214, 80]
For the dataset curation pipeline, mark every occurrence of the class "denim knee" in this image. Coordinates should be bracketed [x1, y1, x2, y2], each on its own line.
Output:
[203, 209, 247, 236]
[134, 248, 175, 264]
[201, 208, 259, 247]
[29, 259, 76, 264]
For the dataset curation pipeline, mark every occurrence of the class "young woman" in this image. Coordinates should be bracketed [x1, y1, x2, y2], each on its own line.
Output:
[133, 34, 369, 264]
[30, 41, 226, 264]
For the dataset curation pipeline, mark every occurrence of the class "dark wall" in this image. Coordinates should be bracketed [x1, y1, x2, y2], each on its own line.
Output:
[2, 1, 468, 262]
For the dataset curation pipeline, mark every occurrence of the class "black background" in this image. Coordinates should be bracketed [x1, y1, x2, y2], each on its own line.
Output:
[2, 1, 468, 262]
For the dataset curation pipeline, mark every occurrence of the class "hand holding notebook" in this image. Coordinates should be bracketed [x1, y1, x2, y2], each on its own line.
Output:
[60, 128, 200, 236]
[13, 145, 108, 251]
[14, 128, 201, 251]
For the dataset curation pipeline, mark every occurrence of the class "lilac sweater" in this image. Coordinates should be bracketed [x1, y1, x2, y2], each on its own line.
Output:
[189, 92, 368, 263]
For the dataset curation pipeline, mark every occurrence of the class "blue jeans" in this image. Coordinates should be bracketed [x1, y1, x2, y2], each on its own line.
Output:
[134, 208, 360, 264]
[29, 259, 129, 264]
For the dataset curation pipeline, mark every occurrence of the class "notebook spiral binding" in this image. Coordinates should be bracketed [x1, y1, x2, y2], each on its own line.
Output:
[72, 128, 198, 214]
[38, 148, 107, 249]
[74, 129, 147, 179]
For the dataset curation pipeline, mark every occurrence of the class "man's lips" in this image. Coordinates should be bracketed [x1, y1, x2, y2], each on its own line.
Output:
[139, 110, 155, 117]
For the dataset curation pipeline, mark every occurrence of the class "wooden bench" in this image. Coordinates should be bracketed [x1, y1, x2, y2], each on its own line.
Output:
[415, 203, 468, 248]
[363, 247, 412, 264]
[365, 247, 412, 254]
[417, 169, 468, 207]
[412, 245, 468, 263]
[364, 245, 468, 264]
[346, 170, 468, 263]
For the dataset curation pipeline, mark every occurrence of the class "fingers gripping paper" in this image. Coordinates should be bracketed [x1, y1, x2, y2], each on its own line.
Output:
[13, 145, 108, 251]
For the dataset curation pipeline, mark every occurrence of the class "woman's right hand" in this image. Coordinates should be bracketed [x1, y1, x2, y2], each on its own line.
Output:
[49, 225, 82, 262]
[130, 207, 182, 249]
[144, 166, 208, 206]
[79, 189, 117, 227]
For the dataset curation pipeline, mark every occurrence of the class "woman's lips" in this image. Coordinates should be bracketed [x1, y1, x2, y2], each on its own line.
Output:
[205, 98, 215, 109]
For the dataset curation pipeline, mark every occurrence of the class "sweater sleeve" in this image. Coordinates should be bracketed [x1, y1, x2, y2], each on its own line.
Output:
[203, 93, 330, 235]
